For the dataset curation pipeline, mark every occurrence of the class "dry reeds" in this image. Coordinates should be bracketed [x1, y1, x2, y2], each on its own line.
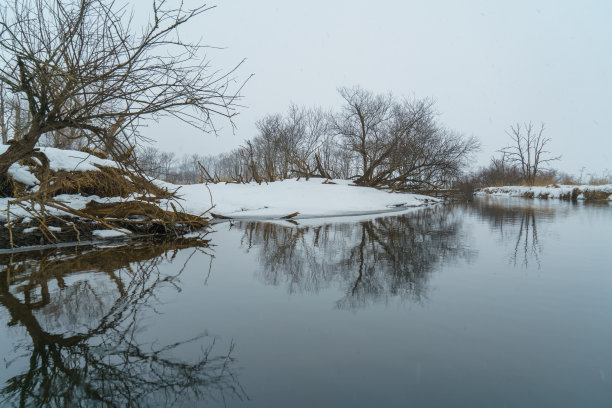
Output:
[48, 166, 170, 198]
[3, 156, 208, 249]
[582, 190, 611, 200]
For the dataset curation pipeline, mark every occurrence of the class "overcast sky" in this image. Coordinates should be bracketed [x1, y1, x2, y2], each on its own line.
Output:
[150, 0, 612, 176]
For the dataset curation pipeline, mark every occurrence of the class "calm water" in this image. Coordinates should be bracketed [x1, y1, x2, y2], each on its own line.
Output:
[1, 197, 611, 407]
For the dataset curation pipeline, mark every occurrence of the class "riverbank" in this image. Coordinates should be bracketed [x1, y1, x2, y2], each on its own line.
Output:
[161, 179, 440, 220]
[476, 184, 612, 201]
[1, 147, 441, 248]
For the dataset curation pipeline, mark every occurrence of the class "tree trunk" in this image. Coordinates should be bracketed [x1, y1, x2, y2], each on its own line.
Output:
[0, 84, 7, 145]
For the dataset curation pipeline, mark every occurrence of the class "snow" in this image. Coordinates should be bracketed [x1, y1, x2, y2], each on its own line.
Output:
[92, 229, 130, 239]
[8, 162, 39, 186]
[476, 184, 612, 200]
[1, 146, 442, 228]
[42, 147, 116, 172]
[14, 226, 61, 235]
[1, 144, 116, 188]
[166, 179, 440, 220]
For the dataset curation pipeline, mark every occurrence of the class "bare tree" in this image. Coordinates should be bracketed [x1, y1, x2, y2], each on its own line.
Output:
[332, 86, 394, 184]
[333, 86, 479, 189]
[0, 0, 243, 194]
[141, 87, 478, 188]
[499, 122, 560, 185]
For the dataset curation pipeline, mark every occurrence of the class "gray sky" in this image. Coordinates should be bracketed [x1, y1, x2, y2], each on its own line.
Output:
[151, 0, 612, 176]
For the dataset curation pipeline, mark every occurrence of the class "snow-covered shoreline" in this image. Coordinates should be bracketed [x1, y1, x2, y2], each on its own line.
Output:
[163, 179, 440, 220]
[475, 184, 612, 200]
[1, 147, 442, 243]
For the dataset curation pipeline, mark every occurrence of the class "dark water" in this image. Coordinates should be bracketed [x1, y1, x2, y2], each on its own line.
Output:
[1, 197, 611, 407]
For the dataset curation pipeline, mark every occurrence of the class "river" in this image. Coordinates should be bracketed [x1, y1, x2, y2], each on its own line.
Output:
[1, 197, 610, 407]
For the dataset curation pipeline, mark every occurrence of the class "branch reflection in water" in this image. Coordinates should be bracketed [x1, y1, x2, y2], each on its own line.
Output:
[236, 206, 477, 310]
[0, 238, 246, 408]
[469, 197, 561, 269]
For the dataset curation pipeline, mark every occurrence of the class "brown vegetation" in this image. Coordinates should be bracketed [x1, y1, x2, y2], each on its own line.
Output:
[480, 186, 610, 202]
[0, 0, 243, 247]
[3, 156, 208, 248]
[522, 191, 534, 199]
[582, 190, 611, 200]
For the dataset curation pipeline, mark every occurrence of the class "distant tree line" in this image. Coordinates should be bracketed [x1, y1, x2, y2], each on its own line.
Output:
[463, 121, 610, 187]
[133, 87, 480, 190]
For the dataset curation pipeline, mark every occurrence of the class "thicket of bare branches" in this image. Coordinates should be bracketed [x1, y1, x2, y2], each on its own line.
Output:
[0, 0, 242, 195]
[471, 154, 524, 187]
[155, 87, 480, 190]
[333, 86, 479, 190]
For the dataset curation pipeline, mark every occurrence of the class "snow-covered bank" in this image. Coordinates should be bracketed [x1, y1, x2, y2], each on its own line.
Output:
[2, 147, 442, 246]
[476, 184, 612, 200]
[165, 179, 440, 220]
[2, 145, 117, 186]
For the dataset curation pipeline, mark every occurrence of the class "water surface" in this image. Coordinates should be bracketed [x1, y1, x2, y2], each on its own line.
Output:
[1, 198, 611, 407]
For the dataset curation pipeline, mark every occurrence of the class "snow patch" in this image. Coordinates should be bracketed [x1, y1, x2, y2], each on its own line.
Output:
[1, 144, 116, 189]
[476, 184, 612, 200]
[164, 179, 440, 220]
[92, 229, 130, 239]
[42, 147, 116, 172]
[8, 163, 38, 186]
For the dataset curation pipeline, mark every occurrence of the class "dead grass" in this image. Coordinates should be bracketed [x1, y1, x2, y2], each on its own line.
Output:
[4, 157, 208, 249]
[582, 190, 611, 200]
[483, 185, 611, 202]
[47, 165, 171, 198]
[586, 178, 612, 186]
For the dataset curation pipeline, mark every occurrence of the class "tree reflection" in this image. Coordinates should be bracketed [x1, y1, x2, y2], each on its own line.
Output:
[0, 240, 245, 407]
[237, 207, 475, 310]
[469, 198, 558, 268]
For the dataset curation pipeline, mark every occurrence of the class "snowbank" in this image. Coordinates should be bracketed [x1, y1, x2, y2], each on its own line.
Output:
[1, 144, 116, 187]
[476, 184, 612, 200]
[1, 146, 440, 233]
[166, 179, 440, 220]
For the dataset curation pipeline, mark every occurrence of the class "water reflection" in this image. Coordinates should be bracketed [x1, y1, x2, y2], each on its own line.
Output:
[469, 198, 560, 268]
[237, 206, 476, 310]
[2, 198, 605, 407]
[0, 240, 245, 407]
